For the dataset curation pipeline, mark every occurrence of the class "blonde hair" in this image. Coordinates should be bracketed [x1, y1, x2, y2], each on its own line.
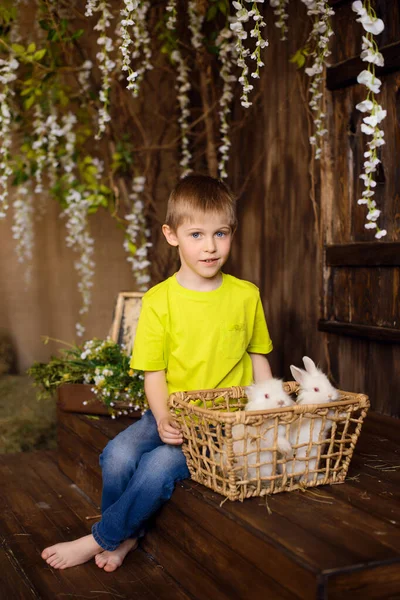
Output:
[165, 174, 237, 231]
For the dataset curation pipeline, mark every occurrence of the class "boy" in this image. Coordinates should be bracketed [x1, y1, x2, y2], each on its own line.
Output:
[41, 174, 273, 572]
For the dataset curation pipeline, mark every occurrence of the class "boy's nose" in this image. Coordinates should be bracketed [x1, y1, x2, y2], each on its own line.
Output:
[204, 238, 217, 252]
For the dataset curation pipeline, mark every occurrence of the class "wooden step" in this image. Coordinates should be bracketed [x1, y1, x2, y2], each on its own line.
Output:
[57, 409, 400, 600]
[0, 450, 192, 600]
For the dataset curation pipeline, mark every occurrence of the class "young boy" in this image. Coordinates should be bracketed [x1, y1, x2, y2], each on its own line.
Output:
[41, 174, 273, 572]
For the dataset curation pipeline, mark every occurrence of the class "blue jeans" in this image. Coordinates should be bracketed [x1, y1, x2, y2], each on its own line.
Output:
[91, 410, 189, 551]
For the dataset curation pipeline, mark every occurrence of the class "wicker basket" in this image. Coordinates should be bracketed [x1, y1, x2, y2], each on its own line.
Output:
[168, 382, 370, 501]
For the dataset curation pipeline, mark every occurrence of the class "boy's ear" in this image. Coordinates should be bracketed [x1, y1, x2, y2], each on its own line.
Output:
[162, 224, 179, 247]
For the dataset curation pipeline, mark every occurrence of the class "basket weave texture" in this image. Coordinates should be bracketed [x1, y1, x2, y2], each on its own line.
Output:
[168, 382, 370, 501]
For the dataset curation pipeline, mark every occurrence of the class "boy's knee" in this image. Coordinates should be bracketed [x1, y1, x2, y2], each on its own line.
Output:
[142, 444, 189, 484]
[100, 438, 136, 475]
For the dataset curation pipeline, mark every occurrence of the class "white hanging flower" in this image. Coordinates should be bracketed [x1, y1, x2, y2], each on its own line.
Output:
[166, 0, 177, 31]
[270, 0, 289, 41]
[0, 55, 19, 218]
[78, 59, 93, 93]
[119, 0, 152, 97]
[353, 1, 387, 239]
[123, 175, 152, 291]
[231, 1, 268, 108]
[32, 105, 47, 197]
[45, 110, 63, 188]
[86, 0, 116, 138]
[61, 159, 102, 336]
[171, 49, 192, 176]
[217, 27, 237, 179]
[301, 0, 335, 159]
[11, 184, 34, 285]
[188, 1, 205, 51]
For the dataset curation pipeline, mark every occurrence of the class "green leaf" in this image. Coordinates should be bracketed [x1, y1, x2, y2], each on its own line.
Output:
[20, 87, 33, 96]
[39, 20, 51, 31]
[27, 42, 36, 53]
[24, 95, 36, 110]
[206, 4, 218, 21]
[33, 49, 47, 61]
[71, 29, 84, 40]
[11, 43, 25, 54]
[127, 241, 137, 254]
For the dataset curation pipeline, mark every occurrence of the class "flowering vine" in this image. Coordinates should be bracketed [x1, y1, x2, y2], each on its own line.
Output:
[217, 28, 237, 179]
[86, 0, 116, 139]
[171, 49, 192, 176]
[0, 55, 19, 218]
[230, 0, 268, 108]
[188, 1, 205, 50]
[123, 175, 152, 291]
[12, 183, 34, 285]
[352, 1, 387, 239]
[32, 105, 47, 195]
[270, 0, 289, 41]
[126, 1, 153, 97]
[166, 0, 177, 31]
[301, 0, 335, 160]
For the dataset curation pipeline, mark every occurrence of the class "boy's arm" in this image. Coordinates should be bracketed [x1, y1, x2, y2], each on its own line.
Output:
[144, 370, 183, 445]
[249, 353, 273, 383]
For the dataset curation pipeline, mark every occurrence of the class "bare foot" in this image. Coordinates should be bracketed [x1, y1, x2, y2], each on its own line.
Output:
[41, 534, 103, 569]
[95, 538, 138, 572]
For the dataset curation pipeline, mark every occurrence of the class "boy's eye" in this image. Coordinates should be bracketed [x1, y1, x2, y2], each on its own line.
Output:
[216, 231, 226, 238]
[191, 232, 200, 239]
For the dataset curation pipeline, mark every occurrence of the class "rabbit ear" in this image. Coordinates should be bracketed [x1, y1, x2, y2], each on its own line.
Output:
[290, 365, 305, 384]
[302, 356, 318, 375]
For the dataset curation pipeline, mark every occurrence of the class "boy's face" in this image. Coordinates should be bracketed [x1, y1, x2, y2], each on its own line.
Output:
[162, 210, 234, 282]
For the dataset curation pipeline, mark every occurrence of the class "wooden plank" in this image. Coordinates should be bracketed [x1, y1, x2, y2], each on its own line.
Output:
[57, 433, 103, 506]
[326, 243, 400, 267]
[144, 527, 245, 600]
[167, 482, 317, 599]
[148, 500, 300, 600]
[327, 41, 400, 90]
[0, 464, 116, 599]
[178, 481, 358, 572]
[0, 452, 192, 600]
[363, 410, 400, 442]
[57, 409, 132, 453]
[318, 320, 400, 343]
[0, 540, 40, 599]
[325, 560, 400, 599]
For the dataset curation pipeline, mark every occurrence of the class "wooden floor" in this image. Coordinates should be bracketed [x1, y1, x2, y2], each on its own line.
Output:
[1, 409, 400, 599]
[0, 450, 191, 600]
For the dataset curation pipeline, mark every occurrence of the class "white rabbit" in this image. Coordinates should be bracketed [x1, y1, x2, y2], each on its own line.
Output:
[286, 356, 340, 483]
[218, 379, 294, 483]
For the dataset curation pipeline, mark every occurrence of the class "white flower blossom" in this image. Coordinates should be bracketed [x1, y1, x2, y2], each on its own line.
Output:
[123, 175, 152, 291]
[353, 1, 387, 239]
[171, 50, 192, 176]
[231, 1, 268, 108]
[270, 0, 289, 41]
[166, 0, 177, 31]
[0, 55, 19, 217]
[188, 1, 205, 50]
[216, 28, 237, 179]
[301, 0, 335, 159]
[11, 184, 34, 285]
[86, 0, 116, 138]
[119, 0, 152, 98]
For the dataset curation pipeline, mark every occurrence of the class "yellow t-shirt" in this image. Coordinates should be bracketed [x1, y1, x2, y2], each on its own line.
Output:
[130, 273, 273, 394]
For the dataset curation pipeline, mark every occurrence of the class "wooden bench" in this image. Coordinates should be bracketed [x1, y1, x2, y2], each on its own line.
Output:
[55, 408, 400, 600]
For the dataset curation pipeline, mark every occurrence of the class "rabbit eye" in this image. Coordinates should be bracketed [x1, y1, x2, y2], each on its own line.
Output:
[314, 387, 319, 392]
[264, 393, 269, 399]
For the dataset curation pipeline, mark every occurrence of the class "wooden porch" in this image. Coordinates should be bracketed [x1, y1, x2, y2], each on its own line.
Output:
[1, 408, 399, 600]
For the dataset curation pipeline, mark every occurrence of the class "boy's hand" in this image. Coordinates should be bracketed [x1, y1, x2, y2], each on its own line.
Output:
[157, 416, 184, 445]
